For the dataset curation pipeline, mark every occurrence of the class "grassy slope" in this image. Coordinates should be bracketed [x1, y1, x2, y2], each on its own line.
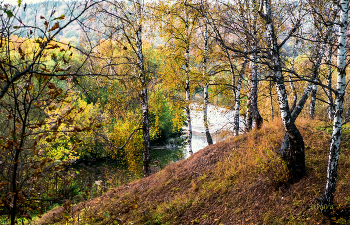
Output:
[34, 119, 350, 225]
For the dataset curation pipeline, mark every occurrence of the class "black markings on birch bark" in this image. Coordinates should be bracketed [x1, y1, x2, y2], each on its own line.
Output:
[234, 58, 247, 136]
[251, 0, 263, 129]
[203, 21, 213, 145]
[203, 85, 213, 145]
[185, 79, 192, 154]
[289, 40, 298, 112]
[269, 78, 274, 120]
[261, 0, 305, 182]
[250, 51, 263, 129]
[317, 0, 349, 214]
[327, 44, 335, 120]
[246, 0, 263, 131]
[185, 16, 193, 155]
[135, 0, 151, 177]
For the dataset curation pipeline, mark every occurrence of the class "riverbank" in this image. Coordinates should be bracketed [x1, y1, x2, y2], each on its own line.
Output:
[34, 118, 350, 224]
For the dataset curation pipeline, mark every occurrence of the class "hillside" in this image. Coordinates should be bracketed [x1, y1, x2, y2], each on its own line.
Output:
[34, 119, 350, 225]
[11, 1, 82, 43]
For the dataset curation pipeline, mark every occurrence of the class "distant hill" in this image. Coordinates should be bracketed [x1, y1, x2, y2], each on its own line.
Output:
[11, 1, 83, 44]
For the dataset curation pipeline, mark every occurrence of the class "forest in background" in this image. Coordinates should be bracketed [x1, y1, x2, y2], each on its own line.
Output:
[1, 0, 350, 224]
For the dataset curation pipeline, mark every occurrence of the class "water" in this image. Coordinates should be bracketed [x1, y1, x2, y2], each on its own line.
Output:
[182, 103, 245, 158]
[151, 103, 245, 164]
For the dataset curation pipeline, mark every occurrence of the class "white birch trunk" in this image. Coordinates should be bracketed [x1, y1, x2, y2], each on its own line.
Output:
[289, 41, 298, 111]
[261, 0, 305, 181]
[136, 1, 151, 176]
[185, 73, 192, 155]
[317, 0, 349, 213]
[251, 0, 263, 130]
[233, 58, 247, 136]
[203, 21, 213, 145]
[250, 50, 263, 129]
[280, 19, 330, 156]
[270, 79, 274, 120]
[203, 85, 213, 145]
[185, 17, 193, 155]
[327, 47, 335, 120]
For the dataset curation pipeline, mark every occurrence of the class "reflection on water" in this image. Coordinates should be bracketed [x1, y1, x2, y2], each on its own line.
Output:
[183, 104, 245, 158]
[152, 104, 244, 165]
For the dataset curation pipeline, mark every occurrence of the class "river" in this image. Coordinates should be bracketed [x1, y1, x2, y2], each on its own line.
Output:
[150, 103, 245, 166]
[182, 103, 245, 158]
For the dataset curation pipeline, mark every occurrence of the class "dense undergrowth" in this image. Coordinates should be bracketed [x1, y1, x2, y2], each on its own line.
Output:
[33, 118, 350, 224]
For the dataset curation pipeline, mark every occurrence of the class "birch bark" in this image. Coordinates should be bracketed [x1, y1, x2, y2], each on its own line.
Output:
[185, 16, 193, 155]
[317, 0, 349, 213]
[260, 0, 305, 181]
[203, 21, 213, 145]
[233, 58, 247, 136]
[249, 50, 263, 129]
[280, 16, 331, 153]
[270, 78, 274, 120]
[289, 40, 298, 112]
[246, 0, 263, 131]
[135, 0, 151, 176]
[327, 45, 335, 120]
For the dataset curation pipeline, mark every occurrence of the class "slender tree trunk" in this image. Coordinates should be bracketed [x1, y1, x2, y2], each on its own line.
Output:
[10, 110, 27, 224]
[246, 0, 263, 131]
[309, 19, 331, 119]
[185, 48, 193, 154]
[203, 85, 213, 145]
[280, 24, 329, 154]
[185, 79, 192, 154]
[309, 84, 317, 119]
[249, 50, 263, 129]
[261, 0, 305, 182]
[269, 78, 274, 120]
[245, 0, 253, 132]
[203, 21, 213, 145]
[136, 1, 151, 177]
[233, 58, 247, 136]
[289, 40, 298, 111]
[10, 148, 20, 225]
[245, 86, 252, 131]
[278, 83, 313, 158]
[327, 47, 334, 120]
[317, 0, 349, 214]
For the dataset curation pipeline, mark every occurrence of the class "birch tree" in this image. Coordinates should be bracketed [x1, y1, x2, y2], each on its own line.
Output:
[259, 0, 306, 181]
[246, 0, 263, 131]
[155, 0, 200, 155]
[194, 0, 250, 136]
[202, 19, 214, 145]
[317, 0, 349, 214]
[94, 0, 152, 176]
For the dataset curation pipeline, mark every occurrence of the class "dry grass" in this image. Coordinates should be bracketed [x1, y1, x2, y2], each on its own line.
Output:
[33, 118, 350, 225]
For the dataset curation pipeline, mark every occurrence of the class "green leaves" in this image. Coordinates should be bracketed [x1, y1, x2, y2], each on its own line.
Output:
[4, 9, 13, 18]
[53, 15, 65, 20]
